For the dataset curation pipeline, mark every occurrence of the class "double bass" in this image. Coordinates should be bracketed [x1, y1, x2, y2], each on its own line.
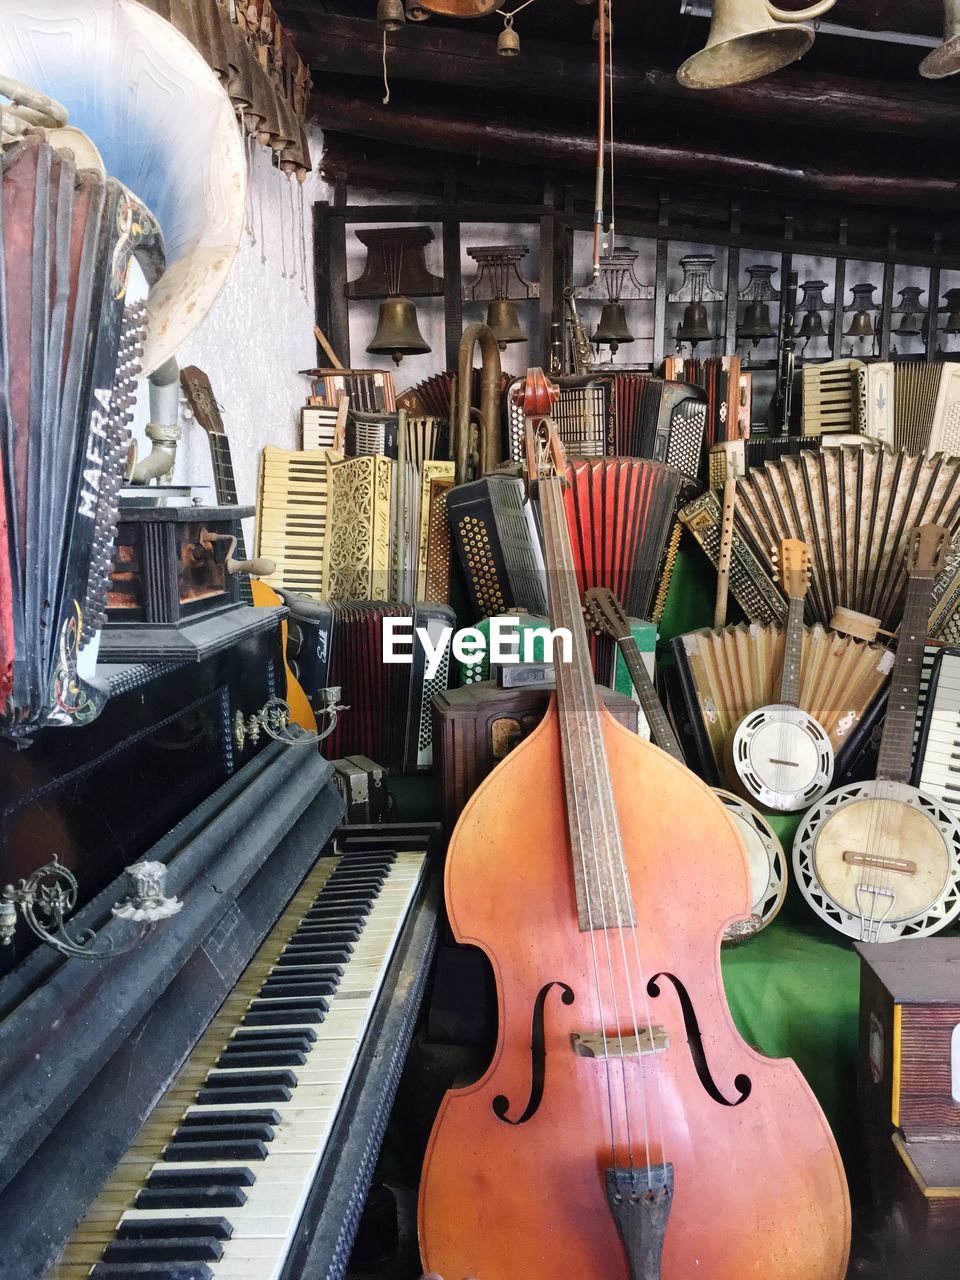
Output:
[418, 372, 849, 1279]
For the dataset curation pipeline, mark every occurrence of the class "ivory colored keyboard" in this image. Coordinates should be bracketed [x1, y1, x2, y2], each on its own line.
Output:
[917, 648, 960, 820]
[49, 847, 427, 1280]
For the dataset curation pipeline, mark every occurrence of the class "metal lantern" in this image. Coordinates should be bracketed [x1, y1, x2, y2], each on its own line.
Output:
[367, 297, 431, 365]
[486, 298, 525, 347]
[591, 302, 635, 354]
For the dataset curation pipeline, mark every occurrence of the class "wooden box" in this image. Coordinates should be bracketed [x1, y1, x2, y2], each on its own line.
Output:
[432, 681, 639, 831]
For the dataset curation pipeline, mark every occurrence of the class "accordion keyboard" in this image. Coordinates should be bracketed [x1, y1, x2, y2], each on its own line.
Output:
[917, 649, 960, 821]
[50, 848, 427, 1280]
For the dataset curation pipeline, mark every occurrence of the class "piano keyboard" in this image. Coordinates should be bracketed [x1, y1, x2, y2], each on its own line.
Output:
[255, 447, 340, 601]
[916, 648, 960, 820]
[50, 847, 427, 1280]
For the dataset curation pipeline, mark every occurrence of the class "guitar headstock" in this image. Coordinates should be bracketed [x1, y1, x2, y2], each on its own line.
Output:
[906, 524, 950, 578]
[180, 365, 225, 435]
[583, 588, 631, 643]
[772, 538, 811, 601]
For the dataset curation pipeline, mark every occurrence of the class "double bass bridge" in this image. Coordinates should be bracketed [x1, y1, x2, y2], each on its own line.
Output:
[572, 1027, 669, 1059]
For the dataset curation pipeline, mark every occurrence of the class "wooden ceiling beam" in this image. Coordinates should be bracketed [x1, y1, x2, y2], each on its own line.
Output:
[310, 83, 960, 210]
[294, 14, 960, 141]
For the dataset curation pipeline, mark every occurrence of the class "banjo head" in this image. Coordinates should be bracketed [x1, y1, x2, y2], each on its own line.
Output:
[794, 780, 960, 942]
[715, 789, 788, 943]
[727, 704, 834, 813]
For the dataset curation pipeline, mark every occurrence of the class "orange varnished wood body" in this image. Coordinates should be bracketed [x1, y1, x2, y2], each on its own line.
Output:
[249, 579, 317, 733]
[419, 701, 850, 1279]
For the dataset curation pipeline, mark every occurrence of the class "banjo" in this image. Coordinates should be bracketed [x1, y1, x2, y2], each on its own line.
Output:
[725, 538, 834, 812]
[585, 586, 787, 941]
[794, 524, 960, 943]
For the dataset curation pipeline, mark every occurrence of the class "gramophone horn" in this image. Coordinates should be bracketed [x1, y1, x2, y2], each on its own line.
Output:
[677, 0, 837, 89]
[920, 0, 960, 78]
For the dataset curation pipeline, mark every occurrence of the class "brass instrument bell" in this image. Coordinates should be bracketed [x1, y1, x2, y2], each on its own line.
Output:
[485, 298, 525, 347]
[845, 310, 874, 340]
[677, 301, 712, 347]
[920, 0, 960, 78]
[676, 0, 837, 89]
[797, 310, 827, 342]
[498, 14, 520, 56]
[738, 300, 775, 345]
[377, 0, 406, 30]
[367, 297, 431, 365]
[591, 302, 634, 354]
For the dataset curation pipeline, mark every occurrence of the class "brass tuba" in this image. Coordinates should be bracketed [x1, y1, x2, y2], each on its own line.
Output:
[454, 324, 502, 484]
[677, 0, 837, 89]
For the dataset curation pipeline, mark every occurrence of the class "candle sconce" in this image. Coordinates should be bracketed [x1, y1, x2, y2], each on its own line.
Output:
[0, 855, 182, 959]
[233, 691, 348, 752]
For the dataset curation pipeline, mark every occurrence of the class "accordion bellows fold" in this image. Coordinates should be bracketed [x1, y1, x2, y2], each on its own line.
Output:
[0, 137, 153, 737]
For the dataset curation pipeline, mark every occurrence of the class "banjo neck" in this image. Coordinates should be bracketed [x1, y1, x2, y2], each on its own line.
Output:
[876, 568, 936, 784]
[611, 632, 685, 765]
[778, 594, 804, 707]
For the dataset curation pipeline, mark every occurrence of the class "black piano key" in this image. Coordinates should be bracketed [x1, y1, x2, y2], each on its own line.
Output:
[147, 1167, 255, 1188]
[90, 1264, 213, 1280]
[134, 1188, 247, 1210]
[315, 888, 380, 903]
[162, 1140, 268, 1162]
[103, 1238, 224, 1263]
[196, 1083, 292, 1103]
[302, 907, 368, 923]
[258, 980, 338, 998]
[245, 997, 328, 1015]
[116, 1219, 233, 1241]
[292, 923, 363, 939]
[281, 935, 358, 952]
[261, 967, 342, 983]
[228, 1028, 317, 1046]
[177, 1109, 281, 1127]
[215, 1049, 306, 1068]
[171, 1122, 275, 1142]
[204, 1069, 298, 1089]
[241, 1009, 324, 1028]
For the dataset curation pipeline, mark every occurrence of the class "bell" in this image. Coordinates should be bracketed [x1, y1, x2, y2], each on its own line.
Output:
[677, 301, 712, 347]
[797, 310, 827, 342]
[896, 312, 923, 337]
[405, 0, 431, 17]
[677, 0, 837, 90]
[485, 298, 525, 348]
[367, 297, 431, 365]
[947, 310, 960, 336]
[377, 0, 406, 31]
[738, 300, 775, 345]
[920, 0, 960, 78]
[498, 14, 520, 56]
[591, 302, 634, 354]
[845, 311, 874, 339]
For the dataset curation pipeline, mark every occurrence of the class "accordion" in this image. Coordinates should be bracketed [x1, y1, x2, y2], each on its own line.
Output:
[671, 622, 893, 788]
[564, 457, 682, 620]
[861, 361, 960, 458]
[283, 595, 455, 773]
[915, 646, 960, 824]
[447, 475, 547, 619]
[503, 375, 614, 461]
[802, 360, 864, 436]
[663, 355, 750, 449]
[300, 367, 396, 413]
[0, 136, 151, 736]
[255, 446, 341, 601]
[615, 378, 708, 488]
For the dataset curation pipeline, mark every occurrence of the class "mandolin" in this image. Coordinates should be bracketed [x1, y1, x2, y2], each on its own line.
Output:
[180, 365, 317, 733]
[418, 372, 849, 1280]
[794, 524, 960, 943]
[585, 585, 786, 941]
[725, 537, 834, 811]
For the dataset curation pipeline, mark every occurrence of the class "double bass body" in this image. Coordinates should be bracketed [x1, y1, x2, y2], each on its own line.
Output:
[418, 704, 850, 1279]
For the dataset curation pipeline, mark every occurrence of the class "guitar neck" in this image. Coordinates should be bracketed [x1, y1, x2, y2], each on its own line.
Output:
[778, 595, 805, 707]
[876, 573, 934, 783]
[208, 433, 253, 606]
[613, 634, 685, 766]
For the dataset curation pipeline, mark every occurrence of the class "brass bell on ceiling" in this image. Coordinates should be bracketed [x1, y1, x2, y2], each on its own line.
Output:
[797, 310, 827, 342]
[738, 301, 775, 346]
[498, 14, 520, 56]
[591, 302, 635, 354]
[377, 0, 406, 31]
[676, 0, 837, 90]
[486, 298, 525, 348]
[845, 310, 874, 339]
[920, 0, 960, 78]
[367, 297, 431, 365]
[677, 301, 712, 347]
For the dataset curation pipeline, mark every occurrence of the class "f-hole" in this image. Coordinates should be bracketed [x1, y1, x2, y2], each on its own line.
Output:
[493, 981, 575, 1125]
[648, 972, 752, 1107]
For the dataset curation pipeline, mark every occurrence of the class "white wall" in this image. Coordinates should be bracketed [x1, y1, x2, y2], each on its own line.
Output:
[130, 124, 330, 514]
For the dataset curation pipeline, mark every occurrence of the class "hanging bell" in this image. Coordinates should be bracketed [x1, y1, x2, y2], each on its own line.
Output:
[405, 0, 431, 17]
[943, 288, 960, 332]
[947, 309, 960, 336]
[485, 298, 525, 348]
[591, 302, 634, 354]
[738, 301, 775, 346]
[377, 0, 406, 30]
[896, 312, 923, 337]
[677, 301, 712, 347]
[676, 0, 837, 90]
[498, 14, 520, 56]
[797, 310, 827, 342]
[845, 311, 874, 339]
[920, 0, 960, 78]
[367, 297, 431, 365]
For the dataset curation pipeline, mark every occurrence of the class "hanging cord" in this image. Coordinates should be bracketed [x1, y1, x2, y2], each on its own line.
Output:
[257, 150, 268, 266]
[298, 181, 309, 299]
[245, 130, 258, 247]
[383, 30, 392, 105]
[279, 168, 292, 280]
[592, 0, 607, 279]
[606, 0, 616, 253]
